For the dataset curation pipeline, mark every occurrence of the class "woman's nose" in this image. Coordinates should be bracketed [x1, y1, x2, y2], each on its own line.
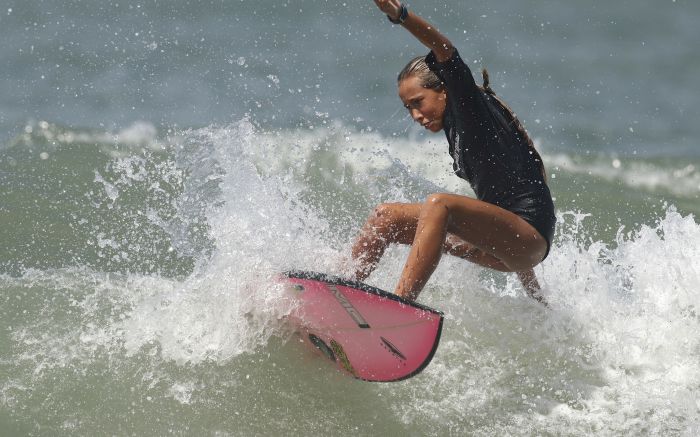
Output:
[410, 108, 423, 122]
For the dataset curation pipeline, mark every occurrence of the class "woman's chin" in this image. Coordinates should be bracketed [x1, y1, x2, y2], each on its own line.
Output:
[417, 120, 443, 132]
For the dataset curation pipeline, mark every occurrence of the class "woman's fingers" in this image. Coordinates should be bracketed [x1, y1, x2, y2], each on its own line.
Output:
[373, 0, 401, 18]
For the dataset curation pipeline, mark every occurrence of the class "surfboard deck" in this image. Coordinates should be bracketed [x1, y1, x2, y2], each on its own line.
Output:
[281, 271, 444, 382]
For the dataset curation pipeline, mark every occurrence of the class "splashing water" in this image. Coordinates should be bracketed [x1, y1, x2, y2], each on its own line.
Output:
[1, 120, 699, 435]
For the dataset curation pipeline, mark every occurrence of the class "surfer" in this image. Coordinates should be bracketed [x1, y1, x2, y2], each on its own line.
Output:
[350, 1, 556, 304]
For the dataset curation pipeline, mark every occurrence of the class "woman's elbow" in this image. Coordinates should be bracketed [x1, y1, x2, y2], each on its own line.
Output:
[433, 43, 455, 62]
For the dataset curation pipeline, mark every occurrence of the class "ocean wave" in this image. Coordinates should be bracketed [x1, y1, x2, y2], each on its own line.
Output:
[2, 119, 700, 434]
[548, 151, 700, 199]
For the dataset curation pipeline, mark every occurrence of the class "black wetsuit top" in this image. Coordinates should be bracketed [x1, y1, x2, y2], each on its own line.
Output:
[425, 49, 556, 258]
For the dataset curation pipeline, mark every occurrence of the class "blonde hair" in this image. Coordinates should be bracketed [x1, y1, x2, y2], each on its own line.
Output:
[397, 56, 444, 90]
[397, 55, 494, 93]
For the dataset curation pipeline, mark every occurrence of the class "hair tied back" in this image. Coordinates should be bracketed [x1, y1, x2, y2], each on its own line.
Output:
[481, 68, 495, 95]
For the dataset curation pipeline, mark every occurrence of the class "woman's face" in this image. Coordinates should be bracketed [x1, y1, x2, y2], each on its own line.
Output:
[398, 75, 447, 133]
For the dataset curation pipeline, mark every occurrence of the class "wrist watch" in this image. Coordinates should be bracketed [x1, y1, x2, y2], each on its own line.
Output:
[388, 3, 409, 25]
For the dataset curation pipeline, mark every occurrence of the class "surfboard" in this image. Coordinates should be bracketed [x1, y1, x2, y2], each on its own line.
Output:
[281, 271, 444, 382]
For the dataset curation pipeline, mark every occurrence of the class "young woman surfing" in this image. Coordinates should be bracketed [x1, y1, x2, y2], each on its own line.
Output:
[350, 1, 556, 304]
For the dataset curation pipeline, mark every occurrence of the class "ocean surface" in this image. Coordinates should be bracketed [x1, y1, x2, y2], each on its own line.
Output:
[2, 0, 700, 435]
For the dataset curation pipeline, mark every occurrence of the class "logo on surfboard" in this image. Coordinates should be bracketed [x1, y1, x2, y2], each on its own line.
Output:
[327, 284, 371, 329]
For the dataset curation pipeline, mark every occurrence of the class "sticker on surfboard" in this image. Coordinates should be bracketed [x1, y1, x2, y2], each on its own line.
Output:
[281, 270, 444, 382]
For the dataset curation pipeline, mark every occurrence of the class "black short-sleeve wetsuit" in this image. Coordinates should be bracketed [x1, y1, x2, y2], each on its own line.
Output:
[425, 49, 556, 259]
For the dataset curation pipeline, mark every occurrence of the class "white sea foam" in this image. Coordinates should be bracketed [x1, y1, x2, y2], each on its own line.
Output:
[252, 121, 468, 198]
[380, 208, 700, 435]
[250, 122, 700, 202]
[116, 121, 338, 364]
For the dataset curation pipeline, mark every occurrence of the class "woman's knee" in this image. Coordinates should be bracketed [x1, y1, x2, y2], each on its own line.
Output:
[370, 203, 399, 224]
[367, 203, 407, 235]
[367, 203, 419, 243]
[421, 193, 453, 218]
[424, 193, 449, 205]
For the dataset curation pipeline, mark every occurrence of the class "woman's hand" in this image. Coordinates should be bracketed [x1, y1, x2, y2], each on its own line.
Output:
[373, 0, 454, 61]
[373, 0, 402, 22]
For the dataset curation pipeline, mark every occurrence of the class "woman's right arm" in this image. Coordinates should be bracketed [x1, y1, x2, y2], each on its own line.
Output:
[373, 0, 454, 62]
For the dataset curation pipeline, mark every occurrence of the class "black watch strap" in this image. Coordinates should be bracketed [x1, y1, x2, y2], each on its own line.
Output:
[387, 4, 409, 25]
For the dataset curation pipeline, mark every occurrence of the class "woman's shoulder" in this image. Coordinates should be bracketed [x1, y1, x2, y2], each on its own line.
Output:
[425, 48, 480, 100]
[425, 49, 472, 79]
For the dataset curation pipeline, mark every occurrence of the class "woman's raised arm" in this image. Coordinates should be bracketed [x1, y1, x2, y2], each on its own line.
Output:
[372, 0, 455, 62]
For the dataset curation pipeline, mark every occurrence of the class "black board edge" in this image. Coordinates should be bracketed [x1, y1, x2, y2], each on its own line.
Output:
[282, 270, 443, 316]
[383, 314, 444, 382]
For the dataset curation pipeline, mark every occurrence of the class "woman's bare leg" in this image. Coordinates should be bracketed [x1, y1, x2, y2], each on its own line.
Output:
[351, 205, 514, 278]
[446, 235, 547, 305]
[516, 270, 547, 305]
[395, 193, 547, 301]
[350, 196, 548, 303]
[393, 198, 450, 298]
[443, 234, 510, 271]
[351, 203, 422, 281]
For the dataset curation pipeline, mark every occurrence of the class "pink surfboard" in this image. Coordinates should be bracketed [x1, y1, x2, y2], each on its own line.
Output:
[282, 271, 443, 382]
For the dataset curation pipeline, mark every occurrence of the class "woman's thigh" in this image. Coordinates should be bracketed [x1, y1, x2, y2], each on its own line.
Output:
[443, 234, 511, 271]
[425, 193, 547, 270]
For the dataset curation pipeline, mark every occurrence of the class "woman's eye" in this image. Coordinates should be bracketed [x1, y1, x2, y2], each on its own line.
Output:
[404, 99, 422, 111]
